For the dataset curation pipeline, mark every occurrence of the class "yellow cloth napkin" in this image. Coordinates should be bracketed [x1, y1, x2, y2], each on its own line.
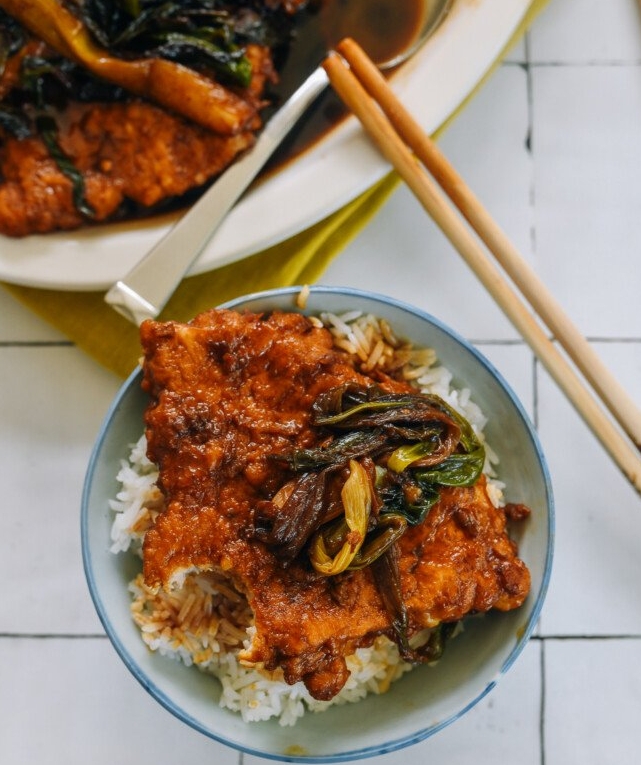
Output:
[3, 0, 548, 379]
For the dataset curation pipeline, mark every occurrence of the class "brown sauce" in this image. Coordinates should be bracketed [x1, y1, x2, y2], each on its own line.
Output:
[263, 0, 434, 172]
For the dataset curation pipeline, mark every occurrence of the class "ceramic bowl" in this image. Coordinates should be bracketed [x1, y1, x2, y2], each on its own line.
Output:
[82, 286, 554, 762]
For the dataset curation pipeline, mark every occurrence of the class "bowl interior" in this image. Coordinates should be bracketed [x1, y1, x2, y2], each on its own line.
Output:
[82, 286, 553, 762]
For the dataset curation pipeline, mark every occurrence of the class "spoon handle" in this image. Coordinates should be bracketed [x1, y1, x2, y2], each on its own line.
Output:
[104, 66, 329, 326]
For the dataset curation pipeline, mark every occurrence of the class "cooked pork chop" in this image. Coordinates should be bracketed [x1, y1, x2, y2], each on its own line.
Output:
[0, 43, 273, 236]
[139, 308, 531, 700]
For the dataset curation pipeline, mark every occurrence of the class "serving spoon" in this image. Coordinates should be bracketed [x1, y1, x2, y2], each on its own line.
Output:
[104, 0, 453, 325]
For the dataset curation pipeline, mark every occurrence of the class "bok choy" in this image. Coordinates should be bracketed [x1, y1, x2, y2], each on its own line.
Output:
[254, 380, 485, 663]
[0, 0, 294, 134]
[257, 382, 486, 573]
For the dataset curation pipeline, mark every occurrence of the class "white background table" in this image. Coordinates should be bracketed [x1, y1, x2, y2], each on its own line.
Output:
[2, 0, 641, 762]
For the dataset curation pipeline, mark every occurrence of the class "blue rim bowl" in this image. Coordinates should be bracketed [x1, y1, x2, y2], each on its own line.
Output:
[82, 286, 554, 762]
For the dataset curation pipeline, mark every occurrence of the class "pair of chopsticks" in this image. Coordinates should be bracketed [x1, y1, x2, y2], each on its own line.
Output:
[323, 38, 641, 496]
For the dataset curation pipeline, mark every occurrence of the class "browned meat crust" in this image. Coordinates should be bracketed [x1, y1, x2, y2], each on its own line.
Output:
[139, 308, 531, 701]
[0, 101, 256, 236]
[0, 36, 276, 236]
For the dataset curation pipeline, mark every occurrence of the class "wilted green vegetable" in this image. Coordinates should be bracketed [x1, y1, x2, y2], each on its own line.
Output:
[287, 383, 485, 529]
[253, 469, 331, 564]
[309, 460, 371, 575]
[282, 430, 388, 472]
[346, 513, 407, 570]
[0, 7, 24, 74]
[255, 380, 483, 664]
[263, 382, 486, 577]
[36, 115, 96, 218]
[0, 0, 293, 134]
[77, 0, 255, 88]
[0, 0, 300, 221]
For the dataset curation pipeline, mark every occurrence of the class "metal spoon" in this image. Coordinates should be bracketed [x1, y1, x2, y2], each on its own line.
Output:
[104, 0, 453, 325]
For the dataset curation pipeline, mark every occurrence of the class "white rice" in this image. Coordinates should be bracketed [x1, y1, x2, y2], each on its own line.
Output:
[109, 310, 503, 726]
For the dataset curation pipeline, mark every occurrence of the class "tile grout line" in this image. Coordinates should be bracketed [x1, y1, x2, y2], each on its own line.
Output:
[0, 340, 73, 348]
[5, 632, 639, 641]
[509, 59, 641, 68]
[469, 337, 641, 346]
[523, 26, 541, 439]
[0, 633, 107, 639]
[532, 355, 540, 431]
[525, 31, 548, 765]
[540, 638, 547, 765]
[536, 634, 641, 641]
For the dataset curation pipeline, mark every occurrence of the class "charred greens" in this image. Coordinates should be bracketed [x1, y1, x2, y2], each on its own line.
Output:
[36, 115, 96, 218]
[0, 8, 25, 74]
[256, 381, 484, 664]
[259, 381, 486, 579]
[74, 0, 288, 88]
[284, 383, 486, 528]
[0, 1, 299, 219]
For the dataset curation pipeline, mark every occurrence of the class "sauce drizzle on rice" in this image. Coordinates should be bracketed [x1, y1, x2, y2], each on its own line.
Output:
[109, 307, 531, 725]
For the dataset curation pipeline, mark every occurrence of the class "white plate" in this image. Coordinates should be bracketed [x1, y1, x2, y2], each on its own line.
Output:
[0, 0, 531, 290]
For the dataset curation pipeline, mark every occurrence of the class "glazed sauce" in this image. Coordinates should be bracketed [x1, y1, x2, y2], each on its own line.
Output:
[264, 0, 437, 171]
[330, 0, 427, 62]
[116, 0, 440, 221]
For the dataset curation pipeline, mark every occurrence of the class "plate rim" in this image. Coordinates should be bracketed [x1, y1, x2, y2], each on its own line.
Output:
[0, 0, 533, 291]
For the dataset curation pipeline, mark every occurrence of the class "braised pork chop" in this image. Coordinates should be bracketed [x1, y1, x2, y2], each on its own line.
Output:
[0, 44, 272, 236]
[0, 0, 309, 236]
[139, 308, 531, 700]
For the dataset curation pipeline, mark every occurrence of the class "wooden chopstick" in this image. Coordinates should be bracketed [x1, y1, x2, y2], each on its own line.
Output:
[335, 38, 641, 453]
[322, 39, 641, 495]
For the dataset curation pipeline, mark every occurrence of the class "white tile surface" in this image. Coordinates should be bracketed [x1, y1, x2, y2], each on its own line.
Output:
[478, 342, 536, 421]
[324, 64, 532, 342]
[537, 340, 641, 636]
[0, 637, 239, 765]
[532, 63, 641, 338]
[530, 0, 641, 63]
[2, 0, 641, 763]
[545, 638, 641, 765]
[0, 346, 120, 634]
